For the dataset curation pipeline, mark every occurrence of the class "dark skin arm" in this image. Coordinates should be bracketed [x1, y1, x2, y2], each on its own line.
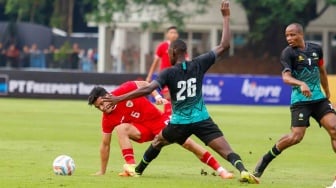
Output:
[102, 81, 160, 105]
[214, 0, 231, 57]
[319, 65, 330, 99]
[282, 71, 312, 98]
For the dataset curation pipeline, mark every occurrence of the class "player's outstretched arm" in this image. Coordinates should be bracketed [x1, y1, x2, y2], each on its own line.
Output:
[214, 0, 231, 57]
[93, 134, 112, 176]
[102, 81, 160, 105]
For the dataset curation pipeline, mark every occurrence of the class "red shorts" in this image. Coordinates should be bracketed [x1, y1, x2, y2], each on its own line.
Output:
[133, 115, 169, 143]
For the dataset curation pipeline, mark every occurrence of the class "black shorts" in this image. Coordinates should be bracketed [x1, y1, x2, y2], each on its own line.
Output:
[290, 99, 336, 127]
[161, 118, 223, 145]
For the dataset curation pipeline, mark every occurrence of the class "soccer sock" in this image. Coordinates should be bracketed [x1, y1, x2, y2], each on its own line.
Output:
[227, 152, 247, 173]
[200, 151, 221, 171]
[135, 144, 161, 174]
[254, 145, 281, 177]
[121, 148, 135, 164]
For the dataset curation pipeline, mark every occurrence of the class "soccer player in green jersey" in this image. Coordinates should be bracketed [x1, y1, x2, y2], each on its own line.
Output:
[253, 23, 336, 178]
[102, 0, 259, 184]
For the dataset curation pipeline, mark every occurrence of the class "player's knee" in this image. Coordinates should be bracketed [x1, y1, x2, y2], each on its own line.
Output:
[290, 132, 304, 145]
[152, 134, 169, 149]
[329, 124, 336, 139]
[181, 139, 193, 150]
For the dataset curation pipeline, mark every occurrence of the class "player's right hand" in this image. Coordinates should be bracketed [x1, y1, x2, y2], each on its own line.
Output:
[300, 83, 312, 98]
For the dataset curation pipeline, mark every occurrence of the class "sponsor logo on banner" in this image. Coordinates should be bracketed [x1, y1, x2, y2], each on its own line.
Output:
[0, 74, 8, 95]
[241, 79, 282, 103]
[8, 80, 118, 95]
[202, 79, 223, 101]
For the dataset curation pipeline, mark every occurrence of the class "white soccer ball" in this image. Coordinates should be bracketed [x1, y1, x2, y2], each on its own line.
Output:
[52, 155, 75, 176]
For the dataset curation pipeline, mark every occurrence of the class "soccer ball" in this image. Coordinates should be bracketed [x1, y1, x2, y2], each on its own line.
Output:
[52, 155, 75, 176]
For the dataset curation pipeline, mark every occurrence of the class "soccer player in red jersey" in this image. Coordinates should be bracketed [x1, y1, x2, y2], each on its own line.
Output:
[88, 81, 233, 179]
[146, 26, 181, 116]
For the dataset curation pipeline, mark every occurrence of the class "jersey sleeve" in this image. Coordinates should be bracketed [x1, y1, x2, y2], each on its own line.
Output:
[101, 115, 115, 134]
[112, 81, 137, 96]
[155, 42, 165, 59]
[317, 45, 324, 67]
[193, 50, 216, 73]
[280, 47, 293, 73]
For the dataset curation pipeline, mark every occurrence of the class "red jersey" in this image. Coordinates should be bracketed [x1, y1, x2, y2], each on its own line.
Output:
[101, 81, 164, 134]
[155, 40, 189, 71]
[155, 41, 171, 70]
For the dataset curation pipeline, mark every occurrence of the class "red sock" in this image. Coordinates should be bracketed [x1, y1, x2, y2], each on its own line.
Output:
[200, 151, 220, 171]
[122, 148, 135, 164]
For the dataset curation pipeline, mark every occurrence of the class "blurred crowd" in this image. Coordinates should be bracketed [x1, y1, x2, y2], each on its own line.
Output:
[0, 42, 98, 72]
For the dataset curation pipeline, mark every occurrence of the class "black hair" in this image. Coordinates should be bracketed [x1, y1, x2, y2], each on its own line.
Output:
[88, 86, 108, 105]
[166, 26, 177, 32]
[171, 39, 187, 53]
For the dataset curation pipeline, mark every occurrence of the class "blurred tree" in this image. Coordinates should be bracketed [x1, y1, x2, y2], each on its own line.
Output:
[86, 0, 209, 29]
[51, 0, 96, 33]
[236, 0, 336, 57]
[0, 0, 53, 23]
[0, 0, 96, 33]
[50, 0, 75, 34]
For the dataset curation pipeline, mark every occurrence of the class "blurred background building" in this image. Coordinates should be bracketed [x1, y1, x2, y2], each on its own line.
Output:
[97, 0, 336, 74]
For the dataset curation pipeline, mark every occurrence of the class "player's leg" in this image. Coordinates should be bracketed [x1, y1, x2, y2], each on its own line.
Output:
[206, 136, 259, 183]
[321, 112, 336, 152]
[115, 123, 156, 176]
[254, 127, 306, 178]
[182, 138, 234, 179]
[132, 132, 171, 176]
[254, 105, 309, 178]
[315, 100, 336, 152]
[134, 123, 190, 176]
[114, 123, 141, 165]
[193, 119, 259, 184]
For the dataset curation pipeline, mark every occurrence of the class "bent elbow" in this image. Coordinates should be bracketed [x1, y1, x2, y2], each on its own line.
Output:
[143, 87, 154, 96]
[282, 76, 291, 85]
[217, 44, 230, 57]
[224, 43, 230, 51]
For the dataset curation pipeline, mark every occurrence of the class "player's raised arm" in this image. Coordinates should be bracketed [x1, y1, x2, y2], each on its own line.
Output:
[214, 0, 231, 57]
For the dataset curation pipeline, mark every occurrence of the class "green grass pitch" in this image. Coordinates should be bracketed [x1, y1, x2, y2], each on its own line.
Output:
[0, 98, 334, 188]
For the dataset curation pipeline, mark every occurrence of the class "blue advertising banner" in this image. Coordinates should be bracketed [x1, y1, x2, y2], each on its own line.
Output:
[202, 74, 291, 105]
[0, 74, 8, 95]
